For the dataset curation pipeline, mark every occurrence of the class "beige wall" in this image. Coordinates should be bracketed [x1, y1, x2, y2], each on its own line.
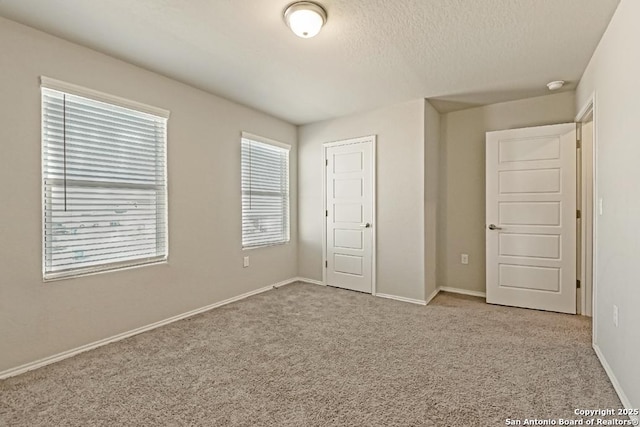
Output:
[438, 92, 576, 294]
[577, 0, 639, 408]
[424, 101, 440, 300]
[0, 17, 297, 373]
[298, 100, 426, 301]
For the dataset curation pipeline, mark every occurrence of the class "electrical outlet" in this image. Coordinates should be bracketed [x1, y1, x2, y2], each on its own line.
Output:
[243, 256, 250, 268]
[461, 254, 469, 265]
[613, 305, 618, 327]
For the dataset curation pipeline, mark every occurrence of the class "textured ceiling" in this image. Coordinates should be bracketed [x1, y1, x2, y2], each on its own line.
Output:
[0, 0, 619, 124]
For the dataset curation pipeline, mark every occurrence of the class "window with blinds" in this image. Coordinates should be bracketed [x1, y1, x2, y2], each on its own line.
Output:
[41, 78, 168, 280]
[241, 133, 290, 248]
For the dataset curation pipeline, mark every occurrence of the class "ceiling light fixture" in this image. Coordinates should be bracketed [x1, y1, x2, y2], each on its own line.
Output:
[284, 1, 327, 38]
[546, 80, 565, 91]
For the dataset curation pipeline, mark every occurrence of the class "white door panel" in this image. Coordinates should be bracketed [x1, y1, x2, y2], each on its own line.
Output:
[499, 202, 561, 226]
[499, 264, 560, 292]
[499, 168, 561, 193]
[499, 233, 561, 259]
[486, 123, 576, 313]
[325, 137, 375, 294]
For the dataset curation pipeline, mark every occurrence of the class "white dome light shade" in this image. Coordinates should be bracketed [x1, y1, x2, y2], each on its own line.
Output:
[547, 80, 565, 91]
[284, 2, 327, 38]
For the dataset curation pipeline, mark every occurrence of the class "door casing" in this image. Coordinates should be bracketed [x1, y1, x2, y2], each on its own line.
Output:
[576, 93, 597, 330]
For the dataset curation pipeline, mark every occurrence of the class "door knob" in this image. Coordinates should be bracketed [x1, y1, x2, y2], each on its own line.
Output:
[360, 223, 371, 228]
[488, 224, 502, 230]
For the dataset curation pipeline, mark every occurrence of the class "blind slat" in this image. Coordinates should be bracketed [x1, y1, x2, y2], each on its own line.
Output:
[51, 250, 161, 269]
[50, 240, 163, 260]
[43, 130, 164, 157]
[49, 230, 164, 243]
[45, 146, 165, 167]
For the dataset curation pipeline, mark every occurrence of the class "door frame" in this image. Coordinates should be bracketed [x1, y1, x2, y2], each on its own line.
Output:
[576, 93, 598, 334]
[322, 135, 377, 295]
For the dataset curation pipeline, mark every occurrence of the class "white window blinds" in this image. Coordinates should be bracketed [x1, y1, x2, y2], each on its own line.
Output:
[41, 80, 168, 280]
[241, 134, 290, 248]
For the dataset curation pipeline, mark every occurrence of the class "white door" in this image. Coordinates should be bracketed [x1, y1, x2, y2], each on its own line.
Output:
[486, 123, 576, 314]
[324, 136, 375, 294]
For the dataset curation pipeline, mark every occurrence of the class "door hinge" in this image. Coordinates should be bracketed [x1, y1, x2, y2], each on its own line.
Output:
[577, 279, 581, 289]
[576, 210, 581, 219]
[325, 210, 328, 217]
[325, 159, 328, 166]
[325, 260, 328, 268]
[577, 139, 581, 149]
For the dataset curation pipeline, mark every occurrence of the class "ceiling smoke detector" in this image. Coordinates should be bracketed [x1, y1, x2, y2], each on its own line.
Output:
[546, 80, 565, 91]
[284, 1, 327, 38]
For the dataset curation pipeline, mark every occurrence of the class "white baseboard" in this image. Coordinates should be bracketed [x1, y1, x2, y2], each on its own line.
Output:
[425, 288, 441, 305]
[295, 277, 325, 286]
[593, 344, 638, 422]
[375, 293, 426, 306]
[0, 277, 299, 380]
[299, 278, 426, 305]
[439, 286, 486, 298]
[376, 287, 480, 307]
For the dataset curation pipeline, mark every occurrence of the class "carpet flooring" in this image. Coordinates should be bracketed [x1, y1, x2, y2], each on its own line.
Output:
[0, 282, 621, 426]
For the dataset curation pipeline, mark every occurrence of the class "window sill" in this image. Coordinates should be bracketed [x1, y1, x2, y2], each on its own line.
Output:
[43, 258, 168, 283]
[242, 241, 290, 251]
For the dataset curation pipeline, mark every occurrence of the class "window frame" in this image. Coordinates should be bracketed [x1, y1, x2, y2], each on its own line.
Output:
[41, 77, 170, 281]
[241, 132, 291, 250]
